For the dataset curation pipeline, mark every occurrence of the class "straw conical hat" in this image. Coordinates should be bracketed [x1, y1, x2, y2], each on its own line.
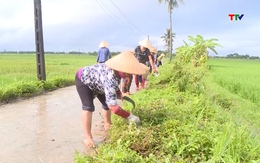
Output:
[99, 41, 109, 48]
[139, 63, 150, 78]
[105, 50, 146, 75]
[149, 46, 157, 53]
[138, 39, 152, 48]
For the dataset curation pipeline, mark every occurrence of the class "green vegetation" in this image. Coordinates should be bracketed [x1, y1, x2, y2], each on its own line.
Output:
[207, 58, 260, 136]
[0, 53, 95, 103]
[74, 36, 259, 162]
[207, 59, 260, 106]
[175, 35, 222, 67]
[75, 59, 260, 162]
[1, 50, 259, 162]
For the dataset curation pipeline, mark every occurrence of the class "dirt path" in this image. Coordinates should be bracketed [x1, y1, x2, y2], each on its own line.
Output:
[0, 84, 136, 163]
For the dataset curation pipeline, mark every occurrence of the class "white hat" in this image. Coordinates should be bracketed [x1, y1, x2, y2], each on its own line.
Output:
[138, 39, 152, 49]
[99, 41, 109, 48]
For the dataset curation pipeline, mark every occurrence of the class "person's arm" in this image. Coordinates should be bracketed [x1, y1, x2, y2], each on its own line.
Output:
[105, 82, 140, 124]
[108, 105, 140, 124]
[148, 55, 157, 72]
[108, 49, 111, 59]
[134, 46, 138, 57]
[97, 50, 100, 63]
[116, 88, 123, 99]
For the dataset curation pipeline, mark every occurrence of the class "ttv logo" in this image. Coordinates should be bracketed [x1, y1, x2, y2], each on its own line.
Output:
[228, 14, 244, 21]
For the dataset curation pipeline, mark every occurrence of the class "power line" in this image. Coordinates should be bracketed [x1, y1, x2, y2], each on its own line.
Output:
[97, 0, 129, 29]
[108, 0, 147, 35]
[95, 0, 139, 39]
[95, 0, 128, 29]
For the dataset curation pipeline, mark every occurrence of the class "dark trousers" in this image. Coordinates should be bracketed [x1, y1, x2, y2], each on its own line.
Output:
[75, 73, 109, 112]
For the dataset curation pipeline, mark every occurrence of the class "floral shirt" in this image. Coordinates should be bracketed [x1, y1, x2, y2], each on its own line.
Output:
[80, 63, 120, 106]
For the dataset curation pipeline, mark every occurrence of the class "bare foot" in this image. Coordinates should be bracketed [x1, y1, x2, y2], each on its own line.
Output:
[123, 92, 130, 96]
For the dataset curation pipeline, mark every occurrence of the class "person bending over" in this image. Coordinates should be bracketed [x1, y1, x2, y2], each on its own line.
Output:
[75, 50, 145, 148]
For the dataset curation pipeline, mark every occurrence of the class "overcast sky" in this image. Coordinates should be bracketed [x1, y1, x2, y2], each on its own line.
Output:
[0, 0, 259, 56]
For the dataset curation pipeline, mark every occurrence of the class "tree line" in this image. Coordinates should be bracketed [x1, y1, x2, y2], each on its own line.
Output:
[212, 53, 259, 59]
[0, 51, 121, 56]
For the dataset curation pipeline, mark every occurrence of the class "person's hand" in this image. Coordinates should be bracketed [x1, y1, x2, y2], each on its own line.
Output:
[152, 68, 158, 73]
[127, 113, 141, 125]
[117, 93, 123, 100]
[83, 137, 95, 148]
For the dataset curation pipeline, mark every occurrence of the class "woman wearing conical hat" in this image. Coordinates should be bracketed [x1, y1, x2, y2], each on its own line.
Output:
[133, 39, 157, 90]
[148, 46, 158, 73]
[75, 50, 145, 148]
[157, 53, 166, 67]
[97, 41, 111, 63]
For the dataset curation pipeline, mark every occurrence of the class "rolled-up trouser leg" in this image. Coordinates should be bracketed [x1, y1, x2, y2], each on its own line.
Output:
[97, 94, 109, 110]
[75, 74, 95, 111]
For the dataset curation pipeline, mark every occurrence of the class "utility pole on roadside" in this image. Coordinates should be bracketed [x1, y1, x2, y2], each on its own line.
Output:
[34, 0, 46, 81]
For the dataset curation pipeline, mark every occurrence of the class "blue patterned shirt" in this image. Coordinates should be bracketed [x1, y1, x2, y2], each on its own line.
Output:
[80, 63, 120, 106]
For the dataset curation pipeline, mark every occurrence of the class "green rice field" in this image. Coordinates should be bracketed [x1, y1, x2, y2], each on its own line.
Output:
[207, 58, 260, 136]
[0, 54, 95, 103]
[0, 54, 95, 87]
[208, 58, 260, 106]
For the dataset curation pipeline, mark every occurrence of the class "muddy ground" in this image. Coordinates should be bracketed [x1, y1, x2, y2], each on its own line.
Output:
[0, 84, 136, 163]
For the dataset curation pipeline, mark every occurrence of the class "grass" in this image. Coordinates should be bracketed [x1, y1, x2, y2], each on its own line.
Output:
[207, 58, 260, 106]
[75, 59, 260, 162]
[0, 54, 96, 86]
[0, 53, 96, 103]
[206, 58, 260, 135]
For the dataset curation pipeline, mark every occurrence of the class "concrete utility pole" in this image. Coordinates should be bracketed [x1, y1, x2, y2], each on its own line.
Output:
[34, 0, 46, 81]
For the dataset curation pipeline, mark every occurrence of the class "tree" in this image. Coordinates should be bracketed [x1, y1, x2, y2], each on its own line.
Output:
[161, 28, 176, 56]
[158, 0, 184, 62]
[176, 35, 222, 67]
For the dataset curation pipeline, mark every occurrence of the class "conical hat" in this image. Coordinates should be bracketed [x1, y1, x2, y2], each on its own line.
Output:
[105, 50, 146, 75]
[149, 46, 157, 53]
[138, 39, 152, 48]
[99, 41, 109, 48]
[160, 53, 166, 57]
[139, 63, 150, 78]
